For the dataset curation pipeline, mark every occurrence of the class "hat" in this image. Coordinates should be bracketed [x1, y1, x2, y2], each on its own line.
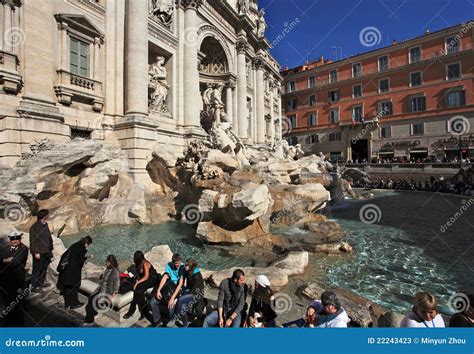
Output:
[255, 274, 271, 288]
[9, 231, 23, 240]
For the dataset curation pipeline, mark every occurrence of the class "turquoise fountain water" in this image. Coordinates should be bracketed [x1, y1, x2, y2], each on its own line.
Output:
[60, 222, 256, 271]
[282, 190, 474, 315]
[62, 190, 473, 315]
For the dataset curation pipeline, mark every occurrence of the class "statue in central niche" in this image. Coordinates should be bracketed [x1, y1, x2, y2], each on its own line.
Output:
[148, 56, 170, 114]
[202, 84, 249, 166]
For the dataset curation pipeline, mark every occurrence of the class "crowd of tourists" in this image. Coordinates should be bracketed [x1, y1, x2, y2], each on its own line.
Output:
[0, 209, 473, 328]
[350, 172, 474, 196]
[341, 156, 474, 165]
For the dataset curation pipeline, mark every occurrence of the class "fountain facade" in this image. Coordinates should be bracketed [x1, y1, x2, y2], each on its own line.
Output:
[0, 0, 283, 182]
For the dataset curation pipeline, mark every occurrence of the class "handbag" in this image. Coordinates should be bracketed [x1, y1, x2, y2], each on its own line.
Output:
[56, 249, 71, 273]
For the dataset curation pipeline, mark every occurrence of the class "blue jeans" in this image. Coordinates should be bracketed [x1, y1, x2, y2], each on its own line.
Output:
[150, 297, 175, 324]
[203, 309, 241, 328]
[172, 294, 195, 327]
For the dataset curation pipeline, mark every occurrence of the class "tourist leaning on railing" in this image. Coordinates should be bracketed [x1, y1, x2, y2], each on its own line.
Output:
[400, 292, 445, 328]
[83, 254, 120, 326]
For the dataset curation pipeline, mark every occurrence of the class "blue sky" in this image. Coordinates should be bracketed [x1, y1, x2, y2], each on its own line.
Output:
[260, 0, 474, 69]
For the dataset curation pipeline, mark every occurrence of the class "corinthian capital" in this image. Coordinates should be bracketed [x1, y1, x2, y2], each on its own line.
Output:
[236, 38, 249, 54]
[253, 56, 265, 70]
[180, 0, 202, 10]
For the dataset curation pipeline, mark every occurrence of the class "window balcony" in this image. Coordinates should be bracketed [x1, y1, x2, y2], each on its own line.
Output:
[0, 51, 22, 94]
[54, 69, 104, 112]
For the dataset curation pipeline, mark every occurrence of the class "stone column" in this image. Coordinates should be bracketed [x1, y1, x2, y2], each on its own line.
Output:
[124, 0, 149, 117]
[254, 56, 265, 145]
[277, 82, 283, 140]
[236, 38, 248, 141]
[3, 2, 12, 53]
[93, 37, 101, 81]
[104, 0, 125, 117]
[11, 4, 20, 55]
[269, 79, 275, 143]
[0, 3, 4, 50]
[225, 79, 235, 128]
[182, 0, 203, 133]
[59, 22, 69, 71]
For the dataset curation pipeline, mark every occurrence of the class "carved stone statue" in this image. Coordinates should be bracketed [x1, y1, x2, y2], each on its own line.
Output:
[148, 56, 170, 114]
[295, 144, 305, 160]
[256, 9, 267, 38]
[202, 83, 249, 166]
[237, 0, 249, 14]
[203, 83, 226, 128]
[149, 0, 173, 28]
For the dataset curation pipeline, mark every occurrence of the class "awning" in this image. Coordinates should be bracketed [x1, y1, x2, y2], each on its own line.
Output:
[378, 151, 394, 155]
[409, 149, 428, 153]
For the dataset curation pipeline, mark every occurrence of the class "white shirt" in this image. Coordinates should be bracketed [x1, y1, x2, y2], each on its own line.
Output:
[401, 311, 445, 328]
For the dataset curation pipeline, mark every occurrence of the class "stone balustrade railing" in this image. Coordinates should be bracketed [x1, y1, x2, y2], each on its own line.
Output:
[54, 70, 104, 112]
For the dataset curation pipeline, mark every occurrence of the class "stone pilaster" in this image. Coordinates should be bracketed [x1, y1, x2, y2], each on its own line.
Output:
[104, 0, 124, 118]
[119, 0, 159, 181]
[124, 0, 149, 117]
[269, 79, 275, 143]
[181, 0, 204, 136]
[225, 78, 236, 130]
[236, 38, 248, 141]
[254, 56, 265, 145]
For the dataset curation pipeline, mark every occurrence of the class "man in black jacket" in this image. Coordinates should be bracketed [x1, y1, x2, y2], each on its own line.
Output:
[57, 236, 92, 310]
[0, 231, 29, 326]
[29, 209, 53, 292]
[203, 269, 246, 328]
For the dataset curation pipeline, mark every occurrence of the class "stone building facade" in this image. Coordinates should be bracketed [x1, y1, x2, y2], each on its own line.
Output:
[282, 22, 474, 162]
[0, 0, 283, 180]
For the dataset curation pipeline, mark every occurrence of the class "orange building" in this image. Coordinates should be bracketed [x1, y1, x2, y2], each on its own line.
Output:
[281, 21, 474, 162]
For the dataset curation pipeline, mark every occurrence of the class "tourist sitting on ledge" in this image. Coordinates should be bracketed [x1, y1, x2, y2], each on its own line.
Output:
[246, 275, 277, 328]
[57, 236, 92, 310]
[151, 253, 185, 326]
[83, 254, 120, 327]
[123, 251, 158, 323]
[203, 269, 246, 328]
[166, 258, 205, 328]
[401, 292, 445, 328]
[282, 290, 350, 328]
[449, 293, 474, 327]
